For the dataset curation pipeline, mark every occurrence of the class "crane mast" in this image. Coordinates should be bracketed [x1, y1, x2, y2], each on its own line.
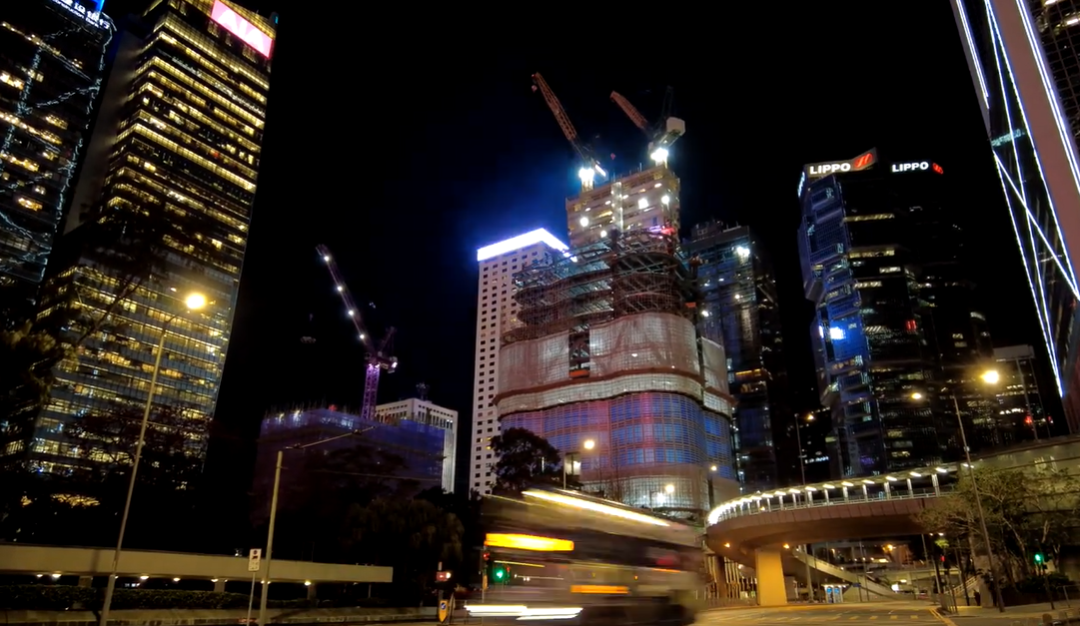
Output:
[609, 88, 685, 165]
[316, 245, 397, 423]
[531, 72, 607, 189]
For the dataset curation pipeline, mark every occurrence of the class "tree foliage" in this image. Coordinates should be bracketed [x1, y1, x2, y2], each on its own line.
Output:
[917, 465, 1080, 583]
[489, 427, 565, 495]
[1, 403, 205, 546]
[341, 498, 465, 602]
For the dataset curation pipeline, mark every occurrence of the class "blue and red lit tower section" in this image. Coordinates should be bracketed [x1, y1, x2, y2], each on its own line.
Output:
[494, 229, 738, 517]
[567, 164, 681, 249]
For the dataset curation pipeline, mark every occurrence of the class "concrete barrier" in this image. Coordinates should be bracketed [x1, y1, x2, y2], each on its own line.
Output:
[0, 606, 436, 626]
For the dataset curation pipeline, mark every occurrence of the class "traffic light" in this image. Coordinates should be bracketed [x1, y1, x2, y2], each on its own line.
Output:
[493, 565, 507, 582]
[1034, 553, 1044, 564]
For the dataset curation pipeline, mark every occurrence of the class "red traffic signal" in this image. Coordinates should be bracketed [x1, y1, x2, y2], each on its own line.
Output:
[941, 556, 946, 562]
[482, 551, 491, 562]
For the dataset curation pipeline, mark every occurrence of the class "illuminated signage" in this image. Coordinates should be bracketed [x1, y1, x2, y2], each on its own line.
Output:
[799, 149, 877, 196]
[211, 1, 273, 58]
[49, 0, 109, 29]
[804, 150, 877, 179]
[891, 161, 943, 174]
[991, 129, 1024, 147]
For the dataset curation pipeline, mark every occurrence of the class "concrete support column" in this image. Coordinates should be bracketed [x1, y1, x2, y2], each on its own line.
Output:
[78, 576, 93, 588]
[213, 579, 226, 592]
[754, 547, 788, 607]
[306, 583, 317, 600]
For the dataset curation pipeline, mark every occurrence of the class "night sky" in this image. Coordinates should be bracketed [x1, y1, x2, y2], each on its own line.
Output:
[105, 1, 1052, 497]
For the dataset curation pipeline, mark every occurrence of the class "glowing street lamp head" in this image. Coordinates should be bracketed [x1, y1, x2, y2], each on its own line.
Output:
[911, 392, 924, 400]
[981, 370, 1000, 385]
[583, 439, 595, 450]
[185, 293, 207, 310]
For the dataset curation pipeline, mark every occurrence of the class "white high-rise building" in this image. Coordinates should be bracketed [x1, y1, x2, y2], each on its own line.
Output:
[471, 229, 568, 495]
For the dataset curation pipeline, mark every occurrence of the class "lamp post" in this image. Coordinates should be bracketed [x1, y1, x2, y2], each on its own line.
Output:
[911, 369, 1006, 613]
[100, 293, 207, 626]
[257, 427, 376, 626]
[794, 413, 813, 484]
[562, 439, 594, 489]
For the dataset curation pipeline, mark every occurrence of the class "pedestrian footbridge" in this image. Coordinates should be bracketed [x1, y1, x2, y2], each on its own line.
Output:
[703, 436, 1080, 607]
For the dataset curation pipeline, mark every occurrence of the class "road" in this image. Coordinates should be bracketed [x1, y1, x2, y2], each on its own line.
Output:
[696, 603, 941, 625]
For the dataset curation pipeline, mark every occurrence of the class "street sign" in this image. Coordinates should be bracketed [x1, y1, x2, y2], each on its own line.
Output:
[438, 600, 449, 623]
[248, 549, 262, 572]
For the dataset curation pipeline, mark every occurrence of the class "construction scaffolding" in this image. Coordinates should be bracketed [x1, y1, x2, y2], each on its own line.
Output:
[504, 229, 696, 347]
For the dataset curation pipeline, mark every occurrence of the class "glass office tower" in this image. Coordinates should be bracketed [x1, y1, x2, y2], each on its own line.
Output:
[685, 221, 788, 492]
[797, 150, 991, 476]
[13, 0, 275, 475]
[0, 1, 113, 321]
[951, 0, 1080, 433]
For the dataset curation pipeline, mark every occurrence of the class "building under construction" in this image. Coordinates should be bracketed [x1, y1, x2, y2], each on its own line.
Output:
[496, 197, 738, 518]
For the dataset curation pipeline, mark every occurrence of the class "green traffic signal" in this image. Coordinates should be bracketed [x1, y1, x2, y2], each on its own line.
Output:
[1034, 553, 1044, 563]
[493, 566, 506, 581]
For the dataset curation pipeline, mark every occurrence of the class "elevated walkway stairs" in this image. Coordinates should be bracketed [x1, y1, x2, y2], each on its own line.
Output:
[791, 548, 903, 600]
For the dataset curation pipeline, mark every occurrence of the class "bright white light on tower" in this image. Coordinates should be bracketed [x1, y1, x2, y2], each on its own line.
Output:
[638, 197, 649, 209]
[323, 255, 330, 262]
[579, 216, 590, 227]
[661, 194, 671, 205]
[336, 285, 343, 292]
[578, 167, 595, 185]
[736, 245, 750, 259]
[651, 147, 669, 162]
[348, 310, 355, 317]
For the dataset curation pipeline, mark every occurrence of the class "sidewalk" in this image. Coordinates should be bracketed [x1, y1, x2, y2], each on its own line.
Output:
[941, 601, 1080, 624]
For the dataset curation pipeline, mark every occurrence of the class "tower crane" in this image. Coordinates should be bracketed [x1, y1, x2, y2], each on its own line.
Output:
[531, 73, 608, 190]
[610, 87, 685, 165]
[316, 244, 397, 423]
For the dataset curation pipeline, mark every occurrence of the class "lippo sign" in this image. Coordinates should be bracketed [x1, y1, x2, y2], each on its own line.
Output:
[891, 161, 943, 174]
[804, 149, 877, 179]
[211, 0, 273, 58]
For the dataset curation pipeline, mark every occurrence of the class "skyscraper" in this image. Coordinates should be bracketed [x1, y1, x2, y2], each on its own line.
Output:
[797, 150, 991, 476]
[684, 221, 788, 492]
[471, 229, 569, 496]
[951, 0, 1080, 433]
[0, 0, 114, 320]
[993, 344, 1051, 443]
[10, 0, 275, 474]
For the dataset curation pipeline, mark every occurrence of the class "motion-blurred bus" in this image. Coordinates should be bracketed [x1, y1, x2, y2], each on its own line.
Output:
[464, 488, 703, 625]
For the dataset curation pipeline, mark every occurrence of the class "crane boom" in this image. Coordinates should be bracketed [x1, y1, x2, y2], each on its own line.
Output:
[531, 73, 607, 185]
[610, 91, 650, 134]
[316, 245, 398, 423]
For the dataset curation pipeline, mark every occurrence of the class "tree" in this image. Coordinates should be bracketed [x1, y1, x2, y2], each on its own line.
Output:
[0, 201, 224, 527]
[341, 498, 465, 602]
[1, 403, 205, 546]
[917, 465, 1080, 585]
[489, 428, 565, 495]
[266, 442, 421, 562]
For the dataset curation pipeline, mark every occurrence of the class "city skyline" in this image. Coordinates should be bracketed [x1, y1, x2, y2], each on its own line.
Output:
[0, 1, 1058, 501]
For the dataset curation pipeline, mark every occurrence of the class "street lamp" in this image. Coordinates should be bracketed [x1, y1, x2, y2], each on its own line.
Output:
[100, 292, 207, 626]
[257, 427, 376, 626]
[563, 440, 596, 489]
[795, 413, 813, 484]
[910, 370, 1005, 613]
